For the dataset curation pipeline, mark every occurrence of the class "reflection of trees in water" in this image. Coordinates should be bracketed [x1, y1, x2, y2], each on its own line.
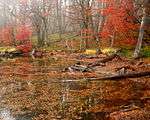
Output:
[0, 57, 148, 120]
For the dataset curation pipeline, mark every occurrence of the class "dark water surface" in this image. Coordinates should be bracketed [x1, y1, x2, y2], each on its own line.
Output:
[0, 57, 149, 120]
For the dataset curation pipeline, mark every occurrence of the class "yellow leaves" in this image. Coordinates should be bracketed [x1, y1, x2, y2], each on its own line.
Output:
[84, 49, 98, 55]
[101, 47, 118, 55]
[84, 48, 118, 56]
[0, 46, 18, 53]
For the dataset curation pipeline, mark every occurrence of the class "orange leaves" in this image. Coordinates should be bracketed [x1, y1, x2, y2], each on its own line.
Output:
[100, 0, 139, 46]
[0, 24, 32, 53]
[0, 24, 32, 49]
[15, 25, 33, 53]
[123, 38, 137, 45]
[101, 6, 116, 16]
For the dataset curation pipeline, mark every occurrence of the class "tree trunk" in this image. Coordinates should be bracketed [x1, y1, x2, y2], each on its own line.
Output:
[110, 32, 115, 47]
[88, 54, 118, 67]
[133, 0, 150, 58]
[133, 17, 145, 58]
[11, 27, 16, 46]
[56, 0, 62, 41]
[37, 30, 44, 47]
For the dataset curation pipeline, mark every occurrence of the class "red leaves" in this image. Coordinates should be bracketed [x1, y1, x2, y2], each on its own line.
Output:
[100, 0, 139, 46]
[16, 25, 32, 41]
[0, 24, 32, 53]
[17, 42, 32, 53]
[16, 25, 32, 53]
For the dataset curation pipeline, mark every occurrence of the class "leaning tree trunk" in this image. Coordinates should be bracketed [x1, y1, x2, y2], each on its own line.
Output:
[133, 0, 150, 58]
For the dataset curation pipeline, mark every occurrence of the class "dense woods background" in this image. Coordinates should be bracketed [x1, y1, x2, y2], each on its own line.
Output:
[0, 0, 149, 57]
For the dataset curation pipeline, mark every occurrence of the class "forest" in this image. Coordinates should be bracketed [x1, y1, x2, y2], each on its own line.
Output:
[0, 0, 150, 120]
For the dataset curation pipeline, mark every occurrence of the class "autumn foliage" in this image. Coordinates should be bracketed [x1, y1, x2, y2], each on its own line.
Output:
[0, 25, 32, 53]
[16, 25, 32, 53]
[0, 26, 14, 46]
[100, 0, 139, 46]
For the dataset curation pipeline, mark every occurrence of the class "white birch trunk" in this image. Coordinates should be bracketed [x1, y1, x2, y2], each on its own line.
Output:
[133, 0, 150, 58]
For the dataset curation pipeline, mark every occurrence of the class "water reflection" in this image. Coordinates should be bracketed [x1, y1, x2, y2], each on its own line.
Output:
[0, 57, 149, 120]
[0, 108, 15, 120]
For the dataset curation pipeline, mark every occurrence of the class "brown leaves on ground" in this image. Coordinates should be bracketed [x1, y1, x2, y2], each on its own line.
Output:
[0, 52, 149, 120]
[108, 109, 150, 120]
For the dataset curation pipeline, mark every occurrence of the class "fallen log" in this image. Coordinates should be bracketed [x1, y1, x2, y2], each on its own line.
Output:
[115, 65, 136, 75]
[78, 54, 99, 59]
[0, 51, 23, 58]
[60, 71, 150, 83]
[88, 54, 118, 67]
[90, 71, 150, 81]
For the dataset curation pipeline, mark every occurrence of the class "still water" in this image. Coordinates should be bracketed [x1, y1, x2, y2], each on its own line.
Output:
[0, 57, 149, 120]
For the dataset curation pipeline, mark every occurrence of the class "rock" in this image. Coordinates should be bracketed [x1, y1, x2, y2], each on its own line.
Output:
[108, 109, 150, 120]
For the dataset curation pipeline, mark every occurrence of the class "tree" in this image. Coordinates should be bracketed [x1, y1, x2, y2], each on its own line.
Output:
[133, 0, 150, 58]
[16, 25, 32, 53]
[28, 0, 51, 47]
[65, 0, 105, 51]
[100, 0, 138, 47]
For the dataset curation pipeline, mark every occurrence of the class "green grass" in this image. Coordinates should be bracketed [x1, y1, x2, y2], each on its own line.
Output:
[48, 33, 81, 41]
[119, 46, 150, 58]
[31, 36, 38, 46]
[119, 49, 133, 58]
[31, 33, 81, 43]
[31, 33, 81, 51]
[31, 33, 150, 58]
[141, 46, 150, 57]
